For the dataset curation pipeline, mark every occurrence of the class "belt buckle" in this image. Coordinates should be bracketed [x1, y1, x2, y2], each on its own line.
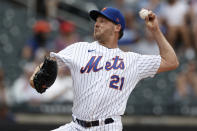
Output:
[86, 121, 92, 128]
[88, 122, 92, 128]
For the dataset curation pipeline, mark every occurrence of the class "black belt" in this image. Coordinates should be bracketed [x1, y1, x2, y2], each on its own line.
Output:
[73, 117, 114, 128]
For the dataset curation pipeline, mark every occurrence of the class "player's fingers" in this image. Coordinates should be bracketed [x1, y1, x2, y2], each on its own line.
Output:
[148, 12, 156, 21]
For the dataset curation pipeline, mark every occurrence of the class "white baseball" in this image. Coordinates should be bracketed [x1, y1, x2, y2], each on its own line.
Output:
[139, 9, 150, 19]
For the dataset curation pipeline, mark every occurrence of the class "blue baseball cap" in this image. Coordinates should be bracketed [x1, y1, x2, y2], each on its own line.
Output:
[89, 7, 125, 31]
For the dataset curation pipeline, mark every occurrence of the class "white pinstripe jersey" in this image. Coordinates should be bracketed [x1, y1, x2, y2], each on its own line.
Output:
[50, 41, 161, 121]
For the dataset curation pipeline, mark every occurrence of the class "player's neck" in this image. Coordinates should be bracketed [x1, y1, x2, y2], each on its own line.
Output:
[98, 39, 118, 49]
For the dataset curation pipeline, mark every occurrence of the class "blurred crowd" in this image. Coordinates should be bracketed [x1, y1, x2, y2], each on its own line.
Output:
[1, 0, 197, 118]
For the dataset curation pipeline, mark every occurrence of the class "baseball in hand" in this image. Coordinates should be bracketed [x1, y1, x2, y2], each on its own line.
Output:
[139, 9, 150, 19]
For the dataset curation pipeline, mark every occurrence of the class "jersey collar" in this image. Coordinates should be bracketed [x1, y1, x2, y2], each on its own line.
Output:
[95, 41, 121, 53]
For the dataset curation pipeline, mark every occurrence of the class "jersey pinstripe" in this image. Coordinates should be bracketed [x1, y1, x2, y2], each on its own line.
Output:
[50, 41, 161, 121]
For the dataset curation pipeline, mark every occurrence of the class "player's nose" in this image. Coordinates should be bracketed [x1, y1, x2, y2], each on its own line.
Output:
[94, 21, 100, 28]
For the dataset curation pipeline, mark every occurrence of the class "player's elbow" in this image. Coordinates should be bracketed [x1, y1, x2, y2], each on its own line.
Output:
[170, 61, 179, 70]
[158, 57, 179, 73]
[174, 59, 179, 69]
[168, 57, 179, 70]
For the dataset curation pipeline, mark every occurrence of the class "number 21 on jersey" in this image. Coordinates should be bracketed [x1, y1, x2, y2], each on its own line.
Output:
[109, 75, 124, 91]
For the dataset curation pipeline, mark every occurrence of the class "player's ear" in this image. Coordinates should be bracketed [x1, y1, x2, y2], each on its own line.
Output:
[115, 24, 121, 33]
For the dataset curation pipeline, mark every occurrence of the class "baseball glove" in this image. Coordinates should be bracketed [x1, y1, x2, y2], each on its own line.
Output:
[31, 57, 58, 94]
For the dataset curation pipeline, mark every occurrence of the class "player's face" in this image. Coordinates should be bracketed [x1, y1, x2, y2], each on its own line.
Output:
[94, 16, 115, 42]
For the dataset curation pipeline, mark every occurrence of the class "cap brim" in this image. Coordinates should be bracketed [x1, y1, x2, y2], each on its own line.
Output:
[89, 10, 103, 21]
[89, 10, 118, 25]
[90, 10, 115, 22]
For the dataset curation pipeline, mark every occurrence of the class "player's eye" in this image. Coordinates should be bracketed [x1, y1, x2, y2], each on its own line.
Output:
[100, 20, 104, 23]
[96, 17, 105, 23]
[98, 19, 104, 23]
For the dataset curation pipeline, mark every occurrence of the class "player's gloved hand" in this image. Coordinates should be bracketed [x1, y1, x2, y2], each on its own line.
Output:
[30, 57, 58, 94]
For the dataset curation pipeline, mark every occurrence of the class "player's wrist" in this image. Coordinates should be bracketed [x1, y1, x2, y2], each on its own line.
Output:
[150, 26, 161, 34]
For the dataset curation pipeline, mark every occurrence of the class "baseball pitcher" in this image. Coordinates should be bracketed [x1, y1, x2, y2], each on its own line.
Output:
[30, 7, 179, 131]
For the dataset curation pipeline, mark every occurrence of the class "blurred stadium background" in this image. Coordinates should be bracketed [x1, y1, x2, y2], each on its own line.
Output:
[0, 0, 197, 130]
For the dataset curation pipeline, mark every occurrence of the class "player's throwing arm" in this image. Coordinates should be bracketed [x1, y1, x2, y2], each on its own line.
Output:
[139, 8, 179, 73]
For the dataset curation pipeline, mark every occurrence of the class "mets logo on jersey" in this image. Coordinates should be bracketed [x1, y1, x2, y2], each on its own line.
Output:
[80, 56, 125, 91]
[80, 56, 124, 73]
